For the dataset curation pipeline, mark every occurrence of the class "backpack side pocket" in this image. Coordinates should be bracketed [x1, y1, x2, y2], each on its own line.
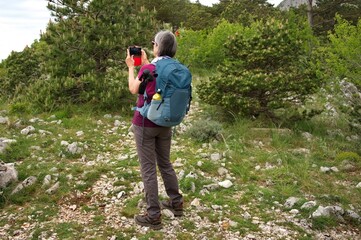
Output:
[147, 99, 164, 122]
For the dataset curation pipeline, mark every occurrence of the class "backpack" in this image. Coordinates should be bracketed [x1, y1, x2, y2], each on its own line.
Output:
[136, 58, 192, 127]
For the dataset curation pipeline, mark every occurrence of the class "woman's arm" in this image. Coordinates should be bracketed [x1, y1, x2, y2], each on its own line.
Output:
[126, 49, 149, 94]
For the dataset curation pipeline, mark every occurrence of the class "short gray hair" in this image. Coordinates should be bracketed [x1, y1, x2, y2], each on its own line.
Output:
[154, 30, 177, 58]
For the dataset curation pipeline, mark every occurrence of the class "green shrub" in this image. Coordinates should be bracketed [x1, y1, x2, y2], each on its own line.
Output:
[9, 102, 30, 114]
[325, 16, 361, 135]
[198, 16, 322, 118]
[0, 45, 41, 99]
[335, 151, 361, 163]
[177, 20, 244, 70]
[13, 67, 132, 112]
[327, 16, 361, 88]
[177, 29, 207, 69]
[186, 120, 222, 142]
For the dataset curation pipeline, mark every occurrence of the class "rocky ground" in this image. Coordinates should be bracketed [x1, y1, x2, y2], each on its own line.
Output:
[0, 103, 360, 239]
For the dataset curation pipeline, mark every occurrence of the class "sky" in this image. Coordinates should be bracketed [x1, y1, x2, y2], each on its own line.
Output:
[0, 0, 283, 61]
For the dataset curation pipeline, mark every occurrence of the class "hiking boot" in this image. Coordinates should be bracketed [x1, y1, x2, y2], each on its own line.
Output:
[160, 200, 183, 217]
[134, 214, 162, 230]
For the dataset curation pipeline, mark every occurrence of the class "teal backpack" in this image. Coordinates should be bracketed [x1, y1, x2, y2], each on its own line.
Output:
[137, 58, 192, 127]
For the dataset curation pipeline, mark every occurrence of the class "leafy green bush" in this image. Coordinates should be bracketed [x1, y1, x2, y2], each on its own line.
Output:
[0, 44, 41, 99]
[327, 15, 361, 89]
[335, 151, 361, 163]
[323, 16, 361, 135]
[186, 120, 223, 142]
[13, 67, 131, 112]
[198, 16, 322, 118]
[3, 0, 159, 112]
[177, 29, 207, 69]
[177, 20, 244, 70]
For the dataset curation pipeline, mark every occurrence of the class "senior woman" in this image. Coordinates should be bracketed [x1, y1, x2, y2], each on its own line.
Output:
[125, 30, 183, 230]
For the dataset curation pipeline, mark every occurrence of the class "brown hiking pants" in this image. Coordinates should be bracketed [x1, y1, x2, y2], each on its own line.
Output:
[132, 124, 183, 218]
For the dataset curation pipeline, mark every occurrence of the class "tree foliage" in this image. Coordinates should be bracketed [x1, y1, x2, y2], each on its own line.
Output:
[314, 0, 361, 35]
[12, 0, 159, 111]
[325, 16, 361, 133]
[216, 0, 277, 25]
[327, 15, 361, 88]
[0, 42, 43, 100]
[177, 20, 244, 69]
[197, 16, 322, 118]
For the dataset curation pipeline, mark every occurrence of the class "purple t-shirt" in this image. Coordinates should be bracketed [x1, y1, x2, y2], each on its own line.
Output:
[132, 64, 160, 127]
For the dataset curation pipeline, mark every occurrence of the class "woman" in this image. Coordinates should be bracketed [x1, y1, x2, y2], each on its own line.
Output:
[125, 30, 183, 230]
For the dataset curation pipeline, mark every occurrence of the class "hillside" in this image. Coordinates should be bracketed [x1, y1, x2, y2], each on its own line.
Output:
[1, 94, 360, 239]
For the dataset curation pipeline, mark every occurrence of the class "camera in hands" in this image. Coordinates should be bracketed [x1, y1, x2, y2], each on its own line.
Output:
[129, 46, 142, 66]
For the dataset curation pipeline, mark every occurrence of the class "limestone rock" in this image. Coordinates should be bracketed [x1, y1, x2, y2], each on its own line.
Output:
[0, 162, 18, 188]
[11, 176, 37, 195]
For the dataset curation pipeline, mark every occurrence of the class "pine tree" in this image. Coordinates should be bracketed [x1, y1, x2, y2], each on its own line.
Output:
[44, 0, 158, 77]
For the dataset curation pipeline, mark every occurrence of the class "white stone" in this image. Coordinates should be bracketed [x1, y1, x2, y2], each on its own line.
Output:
[218, 180, 233, 188]
[186, 172, 197, 179]
[42, 175, 52, 187]
[210, 153, 222, 161]
[301, 201, 317, 210]
[302, 132, 313, 141]
[67, 142, 83, 154]
[190, 198, 201, 207]
[292, 148, 310, 155]
[312, 206, 328, 218]
[356, 182, 361, 188]
[0, 116, 9, 124]
[211, 205, 222, 210]
[203, 183, 219, 191]
[11, 176, 37, 195]
[345, 210, 361, 221]
[289, 209, 299, 214]
[330, 166, 339, 172]
[284, 197, 300, 208]
[0, 163, 18, 188]
[217, 167, 228, 176]
[162, 209, 174, 219]
[76, 131, 84, 136]
[69, 205, 77, 211]
[60, 140, 69, 146]
[117, 191, 126, 199]
[243, 211, 252, 219]
[114, 120, 122, 127]
[46, 182, 59, 194]
[320, 166, 331, 173]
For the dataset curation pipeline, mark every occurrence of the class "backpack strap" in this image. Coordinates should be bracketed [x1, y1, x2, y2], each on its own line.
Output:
[186, 84, 192, 114]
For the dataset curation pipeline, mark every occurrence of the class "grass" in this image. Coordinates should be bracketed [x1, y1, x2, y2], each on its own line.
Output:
[1, 91, 361, 239]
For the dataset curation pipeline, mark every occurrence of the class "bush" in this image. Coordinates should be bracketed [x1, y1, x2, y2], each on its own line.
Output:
[327, 16, 361, 90]
[335, 151, 361, 163]
[177, 20, 244, 70]
[177, 29, 207, 69]
[197, 16, 322, 118]
[13, 66, 132, 112]
[186, 120, 223, 142]
[324, 16, 361, 135]
[0, 45, 41, 99]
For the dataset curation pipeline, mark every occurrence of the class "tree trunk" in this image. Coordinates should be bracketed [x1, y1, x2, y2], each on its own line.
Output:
[307, 0, 313, 28]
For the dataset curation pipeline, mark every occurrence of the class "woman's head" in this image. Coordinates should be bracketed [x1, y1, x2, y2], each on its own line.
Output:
[153, 30, 177, 58]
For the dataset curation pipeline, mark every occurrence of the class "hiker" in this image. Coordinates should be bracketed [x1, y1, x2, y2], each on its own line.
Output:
[125, 30, 184, 230]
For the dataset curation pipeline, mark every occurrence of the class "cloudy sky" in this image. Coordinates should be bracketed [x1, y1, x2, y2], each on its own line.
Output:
[0, 0, 283, 61]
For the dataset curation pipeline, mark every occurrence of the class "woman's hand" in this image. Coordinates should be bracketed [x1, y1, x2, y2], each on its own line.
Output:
[126, 48, 141, 94]
[141, 49, 149, 65]
[125, 48, 135, 68]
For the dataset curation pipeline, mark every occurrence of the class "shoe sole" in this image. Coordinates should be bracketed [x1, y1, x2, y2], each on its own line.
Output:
[134, 216, 162, 230]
